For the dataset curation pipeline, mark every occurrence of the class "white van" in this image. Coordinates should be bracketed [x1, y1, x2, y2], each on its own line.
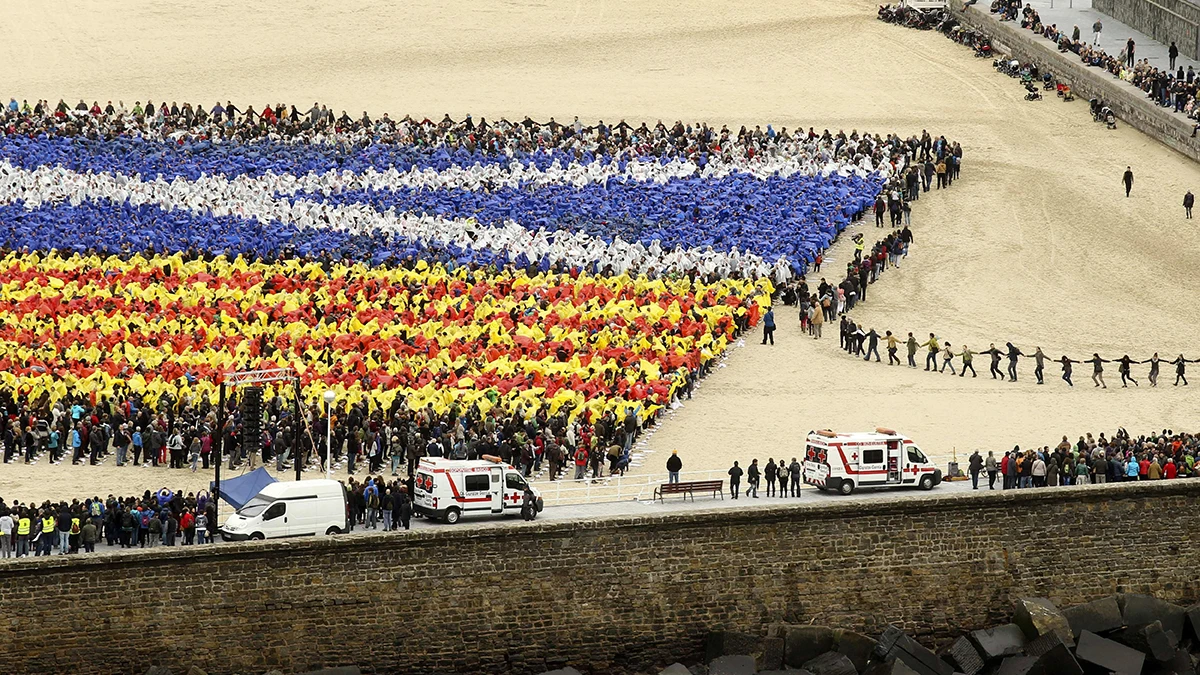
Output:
[219, 479, 349, 541]
[414, 456, 543, 524]
[802, 428, 942, 495]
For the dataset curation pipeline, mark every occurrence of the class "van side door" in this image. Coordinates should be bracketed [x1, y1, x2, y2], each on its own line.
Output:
[887, 440, 903, 483]
[261, 501, 288, 538]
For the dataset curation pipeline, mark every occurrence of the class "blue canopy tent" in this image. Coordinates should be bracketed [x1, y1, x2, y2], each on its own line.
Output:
[210, 466, 277, 511]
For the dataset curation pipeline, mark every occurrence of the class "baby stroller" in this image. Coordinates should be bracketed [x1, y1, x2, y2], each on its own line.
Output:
[1042, 72, 1055, 90]
[1024, 83, 1043, 101]
[974, 41, 992, 58]
[1103, 107, 1117, 129]
[1089, 98, 1104, 121]
[1060, 84, 1074, 101]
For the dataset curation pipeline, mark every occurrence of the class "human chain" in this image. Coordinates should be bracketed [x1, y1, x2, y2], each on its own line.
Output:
[836, 328, 1197, 388]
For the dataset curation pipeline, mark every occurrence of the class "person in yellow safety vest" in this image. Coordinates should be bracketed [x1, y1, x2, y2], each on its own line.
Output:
[38, 512, 55, 557]
[70, 516, 81, 554]
[853, 233, 865, 263]
[16, 510, 31, 558]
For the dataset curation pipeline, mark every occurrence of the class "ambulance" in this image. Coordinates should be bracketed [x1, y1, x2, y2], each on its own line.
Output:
[802, 428, 942, 495]
[413, 456, 544, 524]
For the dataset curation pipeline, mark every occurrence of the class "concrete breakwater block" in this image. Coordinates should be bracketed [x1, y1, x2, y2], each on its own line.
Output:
[1118, 593, 1187, 641]
[801, 651, 856, 675]
[709, 654, 758, 675]
[967, 623, 1027, 661]
[833, 629, 878, 673]
[784, 626, 835, 668]
[1012, 597, 1074, 647]
[1023, 632, 1083, 675]
[873, 626, 954, 675]
[1061, 595, 1123, 638]
[1075, 630, 1145, 675]
[940, 635, 984, 675]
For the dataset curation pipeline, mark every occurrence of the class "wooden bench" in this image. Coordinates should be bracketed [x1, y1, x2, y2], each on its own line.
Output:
[653, 480, 724, 502]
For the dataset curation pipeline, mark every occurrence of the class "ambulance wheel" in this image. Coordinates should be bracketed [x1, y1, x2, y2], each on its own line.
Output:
[838, 479, 855, 496]
[250, 532, 264, 541]
[444, 507, 462, 524]
[325, 526, 341, 535]
[919, 474, 935, 490]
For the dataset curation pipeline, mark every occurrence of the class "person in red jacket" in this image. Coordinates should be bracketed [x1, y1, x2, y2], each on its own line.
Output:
[180, 509, 196, 545]
[1164, 458, 1178, 479]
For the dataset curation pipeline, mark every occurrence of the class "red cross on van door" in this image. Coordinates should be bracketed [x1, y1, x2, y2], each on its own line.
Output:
[851, 452, 858, 461]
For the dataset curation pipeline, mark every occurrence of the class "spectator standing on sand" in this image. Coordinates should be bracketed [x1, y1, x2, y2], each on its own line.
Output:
[761, 307, 775, 346]
[968, 450, 983, 489]
[1184, 191, 1194, 219]
[1123, 166, 1134, 197]
[666, 450, 682, 484]
[727, 461, 743, 499]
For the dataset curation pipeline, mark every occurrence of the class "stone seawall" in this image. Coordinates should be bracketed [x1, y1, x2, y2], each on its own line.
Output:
[0, 480, 1198, 675]
[951, 2, 1200, 162]
[1094, 0, 1200, 60]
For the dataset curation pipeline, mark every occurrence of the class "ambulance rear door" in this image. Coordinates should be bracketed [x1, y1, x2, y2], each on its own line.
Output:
[886, 438, 903, 484]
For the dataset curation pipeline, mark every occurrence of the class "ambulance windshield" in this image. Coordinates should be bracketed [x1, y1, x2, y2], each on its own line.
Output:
[907, 446, 928, 464]
[506, 473, 529, 491]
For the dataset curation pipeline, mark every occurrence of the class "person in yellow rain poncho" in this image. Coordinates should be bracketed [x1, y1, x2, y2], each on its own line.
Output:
[0, 251, 769, 470]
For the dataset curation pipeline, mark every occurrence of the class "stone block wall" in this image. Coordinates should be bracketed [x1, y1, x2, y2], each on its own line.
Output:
[952, 2, 1200, 162]
[0, 480, 1197, 675]
[1094, 0, 1200, 60]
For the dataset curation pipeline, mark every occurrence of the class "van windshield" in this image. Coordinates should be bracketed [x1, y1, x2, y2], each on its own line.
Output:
[907, 446, 928, 464]
[236, 495, 276, 518]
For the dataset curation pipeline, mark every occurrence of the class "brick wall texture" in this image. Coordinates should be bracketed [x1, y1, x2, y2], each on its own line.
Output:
[1094, 0, 1200, 60]
[952, 2, 1200, 163]
[0, 480, 1197, 675]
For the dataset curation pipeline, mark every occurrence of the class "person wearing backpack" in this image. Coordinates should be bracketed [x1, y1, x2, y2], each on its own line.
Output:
[365, 482, 380, 530]
[147, 513, 162, 548]
[120, 508, 136, 548]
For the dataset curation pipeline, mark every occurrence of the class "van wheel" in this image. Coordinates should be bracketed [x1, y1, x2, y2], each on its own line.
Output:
[920, 474, 935, 490]
[325, 526, 341, 535]
[250, 533, 264, 541]
[839, 480, 855, 496]
[444, 507, 461, 524]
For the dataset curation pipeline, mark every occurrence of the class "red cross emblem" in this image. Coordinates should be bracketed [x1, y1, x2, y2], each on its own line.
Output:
[909, 466, 920, 474]
[851, 452, 859, 461]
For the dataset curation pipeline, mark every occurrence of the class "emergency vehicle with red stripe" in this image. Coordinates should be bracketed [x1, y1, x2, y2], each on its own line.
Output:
[414, 455, 543, 524]
[802, 428, 942, 495]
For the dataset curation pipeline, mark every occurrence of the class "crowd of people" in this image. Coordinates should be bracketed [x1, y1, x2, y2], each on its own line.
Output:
[965, 427, 1200, 489]
[773, 132, 961, 341]
[1000, 3, 1200, 128]
[0, 472, 432, 558]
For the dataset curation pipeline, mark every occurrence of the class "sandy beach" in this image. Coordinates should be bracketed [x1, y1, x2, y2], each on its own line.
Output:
[2, 0, 1199, 504]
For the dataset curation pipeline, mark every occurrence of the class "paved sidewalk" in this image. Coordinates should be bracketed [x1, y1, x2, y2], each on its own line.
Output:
[1022, 0, 1200, 73]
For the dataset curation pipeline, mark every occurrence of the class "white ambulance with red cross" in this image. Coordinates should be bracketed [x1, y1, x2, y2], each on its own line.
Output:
[413, 456, 543, 524]
[802, 428, 942, 495]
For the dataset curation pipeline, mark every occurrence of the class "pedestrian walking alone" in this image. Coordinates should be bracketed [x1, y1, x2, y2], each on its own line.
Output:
[1184, 190, 1194, 219]
[1123, 166, 1134, 197]
[761, 308, 775, 346]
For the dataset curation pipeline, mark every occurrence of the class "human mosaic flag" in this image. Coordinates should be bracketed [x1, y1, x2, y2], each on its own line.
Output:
[0, 111, 887, 427]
